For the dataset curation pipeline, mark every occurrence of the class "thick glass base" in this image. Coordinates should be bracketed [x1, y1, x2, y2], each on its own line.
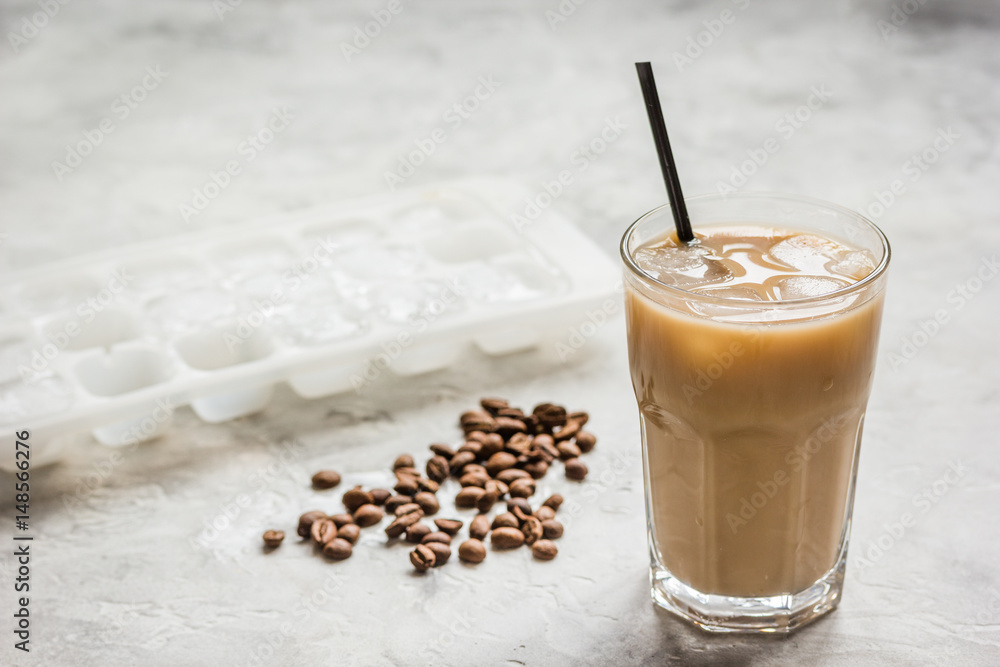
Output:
[650, 553, 846, 634]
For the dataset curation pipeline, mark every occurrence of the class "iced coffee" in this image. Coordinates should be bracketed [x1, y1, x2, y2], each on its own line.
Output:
[621, 193, 890, 632]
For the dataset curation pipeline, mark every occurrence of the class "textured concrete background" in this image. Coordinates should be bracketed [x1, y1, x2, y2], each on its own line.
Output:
[1, 0, 998, 665]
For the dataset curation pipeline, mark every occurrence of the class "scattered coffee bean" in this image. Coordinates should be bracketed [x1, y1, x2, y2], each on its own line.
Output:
[491, 527, 526, 549]
[263, 530, 285, 548]
[507, 498, 532, 518]
[370, 488, 391, 506]
[496, 407, 525, 419]
[460, 410, 496, 434]
[297, 510, 326, 538]
[568, 411, 589, 426]
[395, 466, 420, 478]
[459, 471, 489, 488]
[415, 491, 440, 516]
[426, 455, 450, 483]
[492, 512, 519, 530]
[508, 478, 536, 499]
[416, 477, 440, 494]
[470, 514, 490, 540]
[323, 538, 353, 560]
[553, 419, 580, 442]
[533, 433, 555, 448]
[429, 443, 455, 458]
[458, 441, 483, 456]
[495, 468, 531, 485]
[421, 531, 452, 546]
[393, 476, 419, 496]
[534, 506, 556, 523]
[393, 454, 415, 470]
[575, 431, 597, 452]
[523, 460, 549, 479]
[426, 542, 451, 566]
[541, 519, 563, 540]
[494, 417, 527, 439]
[464, 464, 488, 477]
[480, 397, 509, 414]
[479, 434, 504, 458]
[521, 516, 543, 545]
[311, 470, 342, 489]
[476, 489, 498, 514]
[343, 486, 373, 513]
[338, 523, 361, 544]
[531, 539, 558, 560]
[542, 494, 564, 511]
[533, 403, 567, 428]
[557, 441, 582, 461]
[405, 522, 431, 544]
[505, 432, 533, 455]
[394, 503, 422, 517]
[353, 504, 383, 528]
[455, 486, 486, 508]
[385, 509, 423, 538]
[385, 495, 413, 514]
[565, 458, 588, 481]
[434, 519, 463, 536]
[458, 538, 487, 563]
[410, 544, 436, 572]
[311, 518, 337, 545]
[485, 452, 517, 477]
[449, 451, 477, 475]
[330, 513, 355, 528]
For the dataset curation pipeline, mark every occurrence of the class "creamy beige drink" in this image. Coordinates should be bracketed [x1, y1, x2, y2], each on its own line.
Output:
[626, 225, 884, 599]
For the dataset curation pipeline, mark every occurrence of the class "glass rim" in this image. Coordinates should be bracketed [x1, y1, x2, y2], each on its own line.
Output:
[619, 191, 891, 308]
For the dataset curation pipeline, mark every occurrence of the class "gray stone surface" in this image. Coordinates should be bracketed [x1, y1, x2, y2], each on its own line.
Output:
[1, 0, 999, 665]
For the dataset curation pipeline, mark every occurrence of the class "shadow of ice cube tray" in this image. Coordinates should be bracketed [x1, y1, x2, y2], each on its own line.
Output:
[0, 179, 620, 467]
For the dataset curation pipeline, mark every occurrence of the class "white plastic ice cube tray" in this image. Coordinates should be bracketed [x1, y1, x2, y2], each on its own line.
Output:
[0, 179, 619, 463]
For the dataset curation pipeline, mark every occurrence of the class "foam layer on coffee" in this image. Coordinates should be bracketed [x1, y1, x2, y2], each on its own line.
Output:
[633, 226, 876, 302]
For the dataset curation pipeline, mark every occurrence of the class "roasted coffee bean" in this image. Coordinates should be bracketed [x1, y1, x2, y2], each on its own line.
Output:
[429, 443, 456, 458]
[394, 466, 420, 478]
[455, 486, 486, 508]
[410, 544, 436, 572]
[421, 531, 452, 546]
[393, 476, 419, 496]
[492, 512, 519, 530]
[434, 519, 463, 535]
[542, 494, 564, 511]
[343, 486, 373, 513]
[311, 470, 342, 489]
[480, 433, 505, 458]
[508, 478, 536, 498]
[405, 522, 431, 544]
[311, 518, 338, 545]
[385, 509, 423, 538]
[449, 451, 477, 475]
[495, 468, 531, 485]
[494, 417, 527, 439]
[262, 530, 285, 548]
[395, 503, 422, 517]
[567, 411, 589, 427]
[338, 523, 361, 544]
[415, 491, 440, 516]
[353, 504, 383, 528]
[385, 495, 413, 514]
[505, 432, 533, 455]
[533, 403, 567, 428]
[458, 538, 487, 564]
[496, 407, 525, 419]
[557, 441, 582, 461]
[458, 441, 483, 457]
[521, 413, 540, 431]
[330, 513, 355, 528]
[524, 460, 549, 479]
[536, 441, 559, 463]
[369, 488, 391, 506]
[534, 506, 556, 522]
[565, 458, 588, 481]
[460, 410, 496, 434]
[491, 527, 525, 549]
[533, 433, 555, 448]
[521, 516, 543, 545]
[426, 542, 451, 566]
[575, 431, 597, 452]
[485, 451, 517, 477]
[297, 510, 327, 538]
[553, 419, 581, 442]
[531, 539, 558, 560]
[480, 397, 509, 414]
[416, 477, 439, 494]
[483, 479, 504, 498]
[507, 498, 533, 519]
[460, 471, 490, 488]
[476, 490, 498, 514]
[469, 514, 490, 540]
[393, 454, 415, 470]
[541, 519, 564, 539]
[466, 430, 488, 444]
[426, 455, 450, 483]
[323, 538, 353, 560]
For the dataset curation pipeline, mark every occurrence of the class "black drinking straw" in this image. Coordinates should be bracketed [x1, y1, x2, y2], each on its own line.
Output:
[635, 62, 694, 244]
